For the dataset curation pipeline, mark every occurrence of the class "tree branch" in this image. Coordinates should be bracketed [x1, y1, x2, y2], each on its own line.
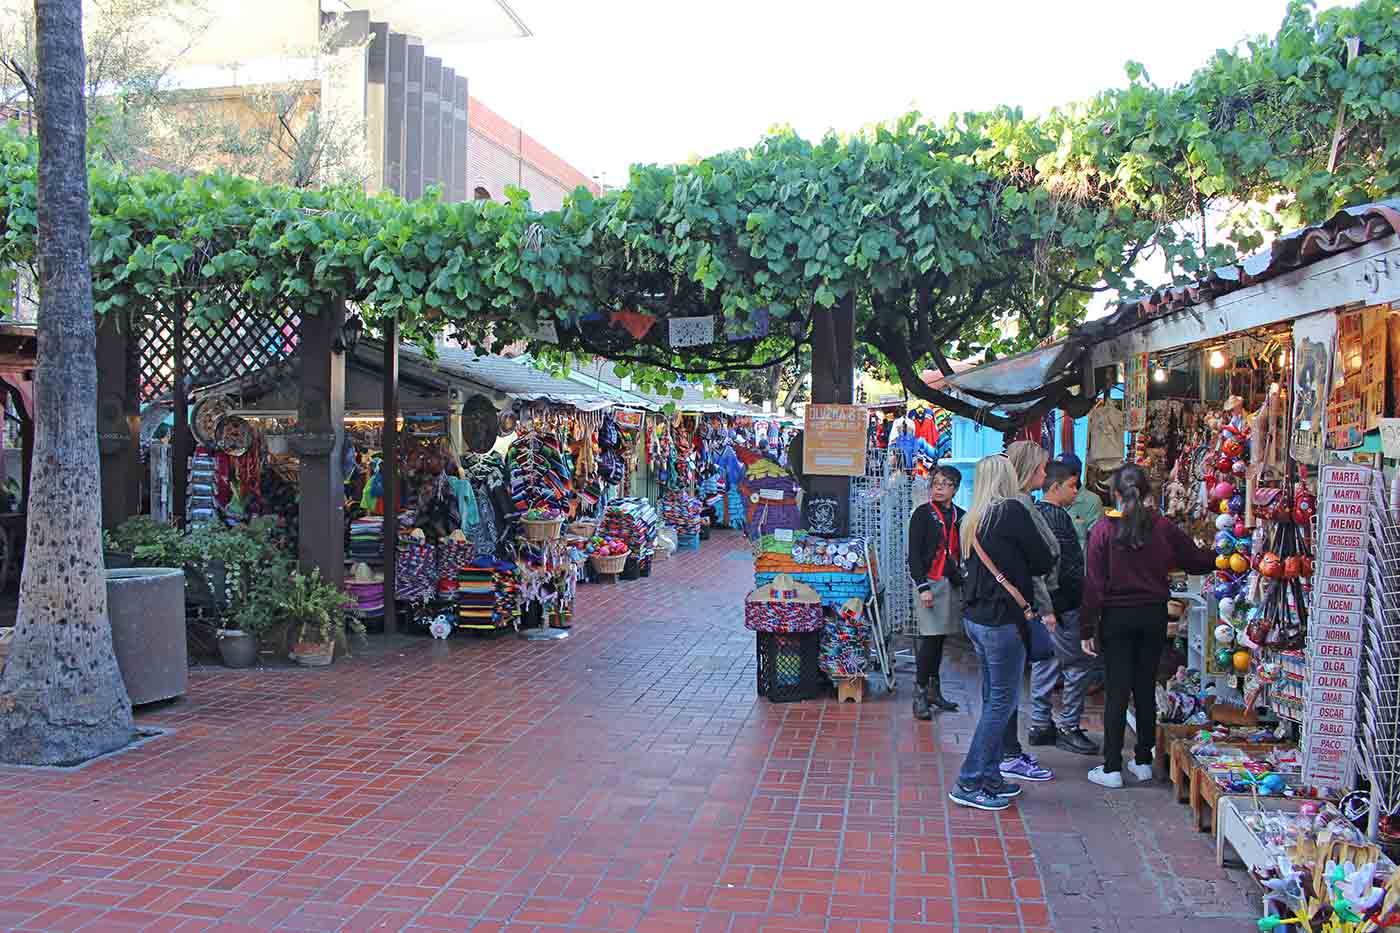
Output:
[1, 57, 36, 102]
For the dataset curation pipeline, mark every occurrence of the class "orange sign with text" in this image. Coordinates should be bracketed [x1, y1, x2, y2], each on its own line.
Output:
[803, 404, 868, 476]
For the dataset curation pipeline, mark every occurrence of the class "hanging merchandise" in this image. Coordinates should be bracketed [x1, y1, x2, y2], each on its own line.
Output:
[395, 535, 437, 605]
[739, 459, 801, 540]
[601, 497, 660, 563]
[1087, 398, 1125, 470]
[507, 428, 575, 516]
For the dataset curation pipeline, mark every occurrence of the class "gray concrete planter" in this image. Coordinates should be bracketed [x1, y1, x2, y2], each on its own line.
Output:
[107, 567, 187, 706]
[216, 629, 259, 668]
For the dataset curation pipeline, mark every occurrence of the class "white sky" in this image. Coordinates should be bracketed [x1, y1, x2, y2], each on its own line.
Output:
[445, 0, 1353, 186]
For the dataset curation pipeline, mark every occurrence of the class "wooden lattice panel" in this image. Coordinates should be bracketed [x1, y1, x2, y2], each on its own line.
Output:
[138, 295, 302, 401]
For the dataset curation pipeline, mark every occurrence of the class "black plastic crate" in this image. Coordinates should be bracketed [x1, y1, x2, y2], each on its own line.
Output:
[756, 631, 823, 703]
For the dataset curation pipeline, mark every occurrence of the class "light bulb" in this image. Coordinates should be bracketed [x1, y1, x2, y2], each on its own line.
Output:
[1153, 367, 1167, 383]
[1209, 349, 1226, 369]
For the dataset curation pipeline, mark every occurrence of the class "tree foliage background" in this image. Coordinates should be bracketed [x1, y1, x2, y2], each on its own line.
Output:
[0, 0, 1395, 413]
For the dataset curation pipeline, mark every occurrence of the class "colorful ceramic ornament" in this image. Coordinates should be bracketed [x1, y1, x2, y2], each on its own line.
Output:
[1229, 493, 1245, 514]
[1213, 481, 1235, 501]
[1219, 597, 1237, 618]
[1220, 499, 1232, 515]
[1221, 437, 1244, 458]
[1229, 553, 1249, 574]
[1214, 623, 1236, 644]
[1216, 514, 1234, 531]
[1233, 520, 1247, 537]
[1214, 647, 1233, 668]
[1215, 531, 1235, 554]
[1232, 649, 1251, 673]
[1231, 460, 1247, 476]
[1215, 555, 1230, 571]
[1259, 553, 1282, 578]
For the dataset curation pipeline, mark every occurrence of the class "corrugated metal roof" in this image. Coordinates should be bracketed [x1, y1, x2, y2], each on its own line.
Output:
[398, 346, 614, 410]
[565, 359, 764, 415]
[1082, 200, 1400, 344]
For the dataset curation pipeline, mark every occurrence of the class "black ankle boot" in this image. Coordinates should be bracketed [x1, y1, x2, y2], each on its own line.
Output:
[928, 675, 959, 712]
[912, 686, 932, 720]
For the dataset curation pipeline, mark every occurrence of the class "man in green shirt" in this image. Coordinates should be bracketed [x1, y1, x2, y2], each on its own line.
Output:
[1057, 453, 1104, 550]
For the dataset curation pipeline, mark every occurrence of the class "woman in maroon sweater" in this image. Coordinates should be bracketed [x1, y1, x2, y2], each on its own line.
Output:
[1080, 465, 1216, 788]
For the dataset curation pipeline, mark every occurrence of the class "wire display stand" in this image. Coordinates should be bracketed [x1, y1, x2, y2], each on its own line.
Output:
[1360, 503, 1400, 833]
[849, 454, 928, 637]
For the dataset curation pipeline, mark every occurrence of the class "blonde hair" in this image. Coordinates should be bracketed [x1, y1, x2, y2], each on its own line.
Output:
[960, 455, 1023, 559]
[1006, 440, 1050, 494]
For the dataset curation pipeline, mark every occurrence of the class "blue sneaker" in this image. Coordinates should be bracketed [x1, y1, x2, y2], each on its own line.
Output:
[1000, 753, 1054, 782]
[984, 778, 1023, 798]
[948, 783, 1010, 811]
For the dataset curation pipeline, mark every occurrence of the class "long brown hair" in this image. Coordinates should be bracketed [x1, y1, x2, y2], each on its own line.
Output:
[1110, 463, 1155, 550]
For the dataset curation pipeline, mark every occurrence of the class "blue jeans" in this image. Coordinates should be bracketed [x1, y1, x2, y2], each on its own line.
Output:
[959, 618, 1026, 789]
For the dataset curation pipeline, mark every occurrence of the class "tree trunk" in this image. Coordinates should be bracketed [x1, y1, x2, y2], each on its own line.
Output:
[0, 0, 134, 765]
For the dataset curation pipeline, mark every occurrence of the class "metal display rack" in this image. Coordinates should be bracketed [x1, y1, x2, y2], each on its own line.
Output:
[849, 455, 929, 637]
[1359, 502, 1400, 832]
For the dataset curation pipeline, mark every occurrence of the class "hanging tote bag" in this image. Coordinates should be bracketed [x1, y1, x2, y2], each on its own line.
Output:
[970, 534, 1054, 663]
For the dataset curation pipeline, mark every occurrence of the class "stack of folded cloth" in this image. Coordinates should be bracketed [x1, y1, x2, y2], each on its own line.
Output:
[819, 601, 869, 678]
[660, 492, 702, 536]
[395, 538, 437, 604]
[435, 534, 476, 598]
[753, 533, 872, 608]
[601, 498, 659, 559]
[348, 516, 383, 562]
[454, 558, 520, 631]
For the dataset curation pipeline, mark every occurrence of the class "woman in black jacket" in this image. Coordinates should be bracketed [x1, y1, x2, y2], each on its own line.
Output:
[908, 465, 965, 719]
[950, 455, 1056, 812]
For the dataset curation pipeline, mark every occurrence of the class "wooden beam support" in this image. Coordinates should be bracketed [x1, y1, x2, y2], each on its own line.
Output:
[171, 305, 190, 528]
[296, 302, 347, 591]
[382, 318, 400, 634]
[96, 313, 139, 530]
[805, 292, 856, 537]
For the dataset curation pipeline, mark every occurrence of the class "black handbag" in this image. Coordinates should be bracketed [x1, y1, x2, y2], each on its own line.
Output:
[971, 533, 1055, 663]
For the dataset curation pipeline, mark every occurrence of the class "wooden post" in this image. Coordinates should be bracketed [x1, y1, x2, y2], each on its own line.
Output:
[804, 293, 856, 536]
[96, 313, 139, 530]
[171, 305, 190, 529]
[382, 320, 399, 634]
[295, 301, 347, 591]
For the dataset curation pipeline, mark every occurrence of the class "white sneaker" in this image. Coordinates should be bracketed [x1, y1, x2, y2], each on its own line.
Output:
[1088, 766, 1123, 788]
[1126, 762, 1154, 783]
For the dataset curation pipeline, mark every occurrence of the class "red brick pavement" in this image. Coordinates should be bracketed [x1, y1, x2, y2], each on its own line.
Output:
[0, 530, 1253, 932]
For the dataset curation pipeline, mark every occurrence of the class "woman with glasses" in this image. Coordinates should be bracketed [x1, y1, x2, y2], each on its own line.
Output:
[908, 465, 965, 719]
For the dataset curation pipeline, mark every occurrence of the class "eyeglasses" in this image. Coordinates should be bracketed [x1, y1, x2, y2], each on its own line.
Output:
[931, 479, 957, 489]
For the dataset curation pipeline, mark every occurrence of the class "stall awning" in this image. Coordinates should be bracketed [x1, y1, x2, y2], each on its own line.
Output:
[398, 345, 615, 411]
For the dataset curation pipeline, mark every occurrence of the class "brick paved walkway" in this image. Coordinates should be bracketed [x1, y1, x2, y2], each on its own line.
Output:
[0, 530, 1256, 932]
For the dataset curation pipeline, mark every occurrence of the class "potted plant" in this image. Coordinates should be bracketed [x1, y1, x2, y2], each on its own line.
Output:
[218, 557, 288, 668]
[281, 568, 358, 667]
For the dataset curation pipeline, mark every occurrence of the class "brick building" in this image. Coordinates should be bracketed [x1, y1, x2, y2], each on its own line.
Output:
[465, 97, 598, 208]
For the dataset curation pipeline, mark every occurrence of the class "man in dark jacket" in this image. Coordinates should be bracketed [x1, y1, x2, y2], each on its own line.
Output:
[1028, 458, 1099, 755]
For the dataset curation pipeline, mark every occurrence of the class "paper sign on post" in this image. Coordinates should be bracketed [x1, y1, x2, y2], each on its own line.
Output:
[802, 404, 868, 477]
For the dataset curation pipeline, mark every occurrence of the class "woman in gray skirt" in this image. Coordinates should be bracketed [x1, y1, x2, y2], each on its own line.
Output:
[908, 465, 965, 718]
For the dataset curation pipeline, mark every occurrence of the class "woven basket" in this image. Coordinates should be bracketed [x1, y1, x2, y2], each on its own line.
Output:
[568, 521, 597, 539]
[591, 552, 628, 575]
[522, 517, 563, 542]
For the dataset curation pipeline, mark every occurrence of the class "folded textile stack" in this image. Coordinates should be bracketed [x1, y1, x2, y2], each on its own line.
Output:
[435, 537, 477, 597]
[754, 533, 872, 608]
[454, 558, 520, 630]
[348, 516, 383, 562]
[601, 497, 659, 559]
[659, 492, 702, 536]
[820, 601, 869, 678]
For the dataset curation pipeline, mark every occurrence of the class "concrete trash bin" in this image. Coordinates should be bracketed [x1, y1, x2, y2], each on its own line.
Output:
[106, 567, 187, 706]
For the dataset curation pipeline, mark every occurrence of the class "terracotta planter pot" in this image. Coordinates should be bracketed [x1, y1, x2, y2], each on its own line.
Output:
[290, 631, 334, 667]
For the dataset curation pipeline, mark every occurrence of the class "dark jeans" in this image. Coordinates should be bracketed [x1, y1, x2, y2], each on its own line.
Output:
[958, 619, 1025, 788]
[1100, 604, 1167, 773]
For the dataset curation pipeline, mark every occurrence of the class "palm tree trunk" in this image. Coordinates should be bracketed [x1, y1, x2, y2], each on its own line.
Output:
[0, 0, 134, 765]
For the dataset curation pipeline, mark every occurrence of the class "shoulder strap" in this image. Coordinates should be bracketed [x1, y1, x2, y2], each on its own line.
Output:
[971, 532, 1034, 619]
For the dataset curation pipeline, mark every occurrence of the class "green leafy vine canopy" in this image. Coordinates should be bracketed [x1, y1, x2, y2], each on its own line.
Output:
[0, 0, 1395, 401]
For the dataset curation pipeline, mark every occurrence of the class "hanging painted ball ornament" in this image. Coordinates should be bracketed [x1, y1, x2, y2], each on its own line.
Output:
[1221, 437, 1244, 458]
[1234, 520, 1247, 537]
[1232, 649, 1252, 673]
[1232, 459, 1247, 477]
[1215, 555, 1230, 571]
[1259, 773, 1286, 795]
[1229, 553, 1250, 574]
[1235, 538, 1251, 555]
[1219, 597, 1237, 619]
[1213, 481, 1236, 501]
[1220, 499, 1233, 515]
[1216, 514, 1234, 531]
[1213, 580, 1235, 600]
[1229, 493, 1245, 515]
[1214, 647, 1234, 668]
[1215, 623, 1236, 645]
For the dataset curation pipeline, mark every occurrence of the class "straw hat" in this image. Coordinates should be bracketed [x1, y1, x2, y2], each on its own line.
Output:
[349, 562, 383, 584]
